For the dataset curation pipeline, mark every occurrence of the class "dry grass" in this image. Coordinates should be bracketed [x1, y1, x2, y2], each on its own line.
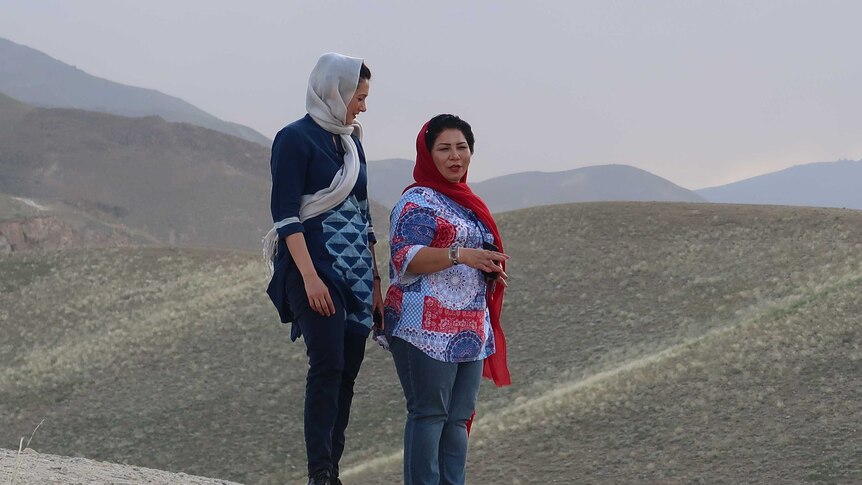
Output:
[4, 419, 42, 485]
[459, 277, 862, 484]
[349, 202, 862, 484]
[2, 202, 861, 484]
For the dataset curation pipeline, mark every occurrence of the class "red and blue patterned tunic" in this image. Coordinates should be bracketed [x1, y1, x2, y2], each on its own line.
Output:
[384, 186, 496, 363]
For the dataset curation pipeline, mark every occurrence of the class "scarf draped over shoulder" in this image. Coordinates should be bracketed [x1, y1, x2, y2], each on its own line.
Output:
[405, 120, 511, 387]
[263, 52, 366, 274]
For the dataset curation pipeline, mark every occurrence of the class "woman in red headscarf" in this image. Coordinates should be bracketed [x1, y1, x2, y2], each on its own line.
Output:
[380, 114, 511, 485]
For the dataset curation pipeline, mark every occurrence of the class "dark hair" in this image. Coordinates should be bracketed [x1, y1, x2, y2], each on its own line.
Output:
[359, 62, 372, 83]
[425, 114, 475, 154]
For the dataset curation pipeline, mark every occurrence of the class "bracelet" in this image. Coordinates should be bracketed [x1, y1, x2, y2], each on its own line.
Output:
[448, 244, 460, 265]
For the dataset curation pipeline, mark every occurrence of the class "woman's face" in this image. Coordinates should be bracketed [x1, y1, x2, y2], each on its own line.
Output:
[345, 78, 370, 124]
[431, 128, 471, 183]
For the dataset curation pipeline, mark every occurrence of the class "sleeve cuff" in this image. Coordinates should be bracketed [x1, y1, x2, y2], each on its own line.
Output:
[274, 217, 304, 238]
[397, 245, 425, 287]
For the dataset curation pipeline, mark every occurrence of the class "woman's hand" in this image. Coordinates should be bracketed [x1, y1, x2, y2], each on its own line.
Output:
[372, 277, 384, 329]
[459, 247, 509, 280]
[284, 233, 335, 316]
[303, 273, 336, 317]
[494, 270, 509, 288]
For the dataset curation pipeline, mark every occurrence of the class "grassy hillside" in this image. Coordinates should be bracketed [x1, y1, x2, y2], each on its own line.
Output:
[0, 192, 148, 252]
[346, 201, 862, 484]
[0, 192, 47, 222]
[0, 245, 400, 484]
[0, 87, 33, 128]
[2, 202, 861, 484]
[0, 93, 274, 249]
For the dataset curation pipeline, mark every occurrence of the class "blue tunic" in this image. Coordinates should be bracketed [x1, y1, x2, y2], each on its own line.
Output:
[266, 114, 376, 340]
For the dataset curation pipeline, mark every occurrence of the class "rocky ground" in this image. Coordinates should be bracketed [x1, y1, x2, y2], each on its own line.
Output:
[0, 216, 134, 253]
[0, 448, 240, 485]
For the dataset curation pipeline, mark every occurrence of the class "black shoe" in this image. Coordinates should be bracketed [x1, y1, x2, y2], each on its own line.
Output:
[307, 469, 331, 485]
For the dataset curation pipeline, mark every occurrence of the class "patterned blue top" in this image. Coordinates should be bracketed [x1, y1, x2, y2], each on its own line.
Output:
[267, 115, 375, 340]
[384, 187, 495, 363]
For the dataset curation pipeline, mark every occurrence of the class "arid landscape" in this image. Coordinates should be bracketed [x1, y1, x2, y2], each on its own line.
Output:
[0, 447, 240, 485]
[3, 202, 860, 484]
[2, 13, 861, 483]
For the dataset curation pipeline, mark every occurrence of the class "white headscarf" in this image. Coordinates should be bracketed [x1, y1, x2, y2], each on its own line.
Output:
[306, 52, 364, 138]
[263, 53, 367, 275]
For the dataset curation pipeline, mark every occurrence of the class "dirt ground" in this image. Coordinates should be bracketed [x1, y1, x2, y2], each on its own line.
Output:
[0, 448, 240, 485]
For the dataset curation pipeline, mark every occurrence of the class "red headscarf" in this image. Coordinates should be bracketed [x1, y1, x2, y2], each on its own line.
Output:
[405, 120, 511, 387]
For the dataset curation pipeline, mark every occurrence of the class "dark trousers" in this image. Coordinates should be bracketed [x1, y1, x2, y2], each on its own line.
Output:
[297, 294, 367, 478]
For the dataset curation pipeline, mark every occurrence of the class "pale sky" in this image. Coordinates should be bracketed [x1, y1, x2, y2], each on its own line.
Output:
[1, 0, 860, 189]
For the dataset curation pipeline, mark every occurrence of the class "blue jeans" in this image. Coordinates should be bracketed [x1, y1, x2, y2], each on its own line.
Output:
[296, 290, 367, 478]
[390, 337, 483, 485]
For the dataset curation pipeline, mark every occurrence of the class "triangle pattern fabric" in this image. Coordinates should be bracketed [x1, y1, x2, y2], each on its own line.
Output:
[322, 195, 375, 328]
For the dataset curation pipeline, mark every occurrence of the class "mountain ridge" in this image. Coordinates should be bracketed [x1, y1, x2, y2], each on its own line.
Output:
[0, 36, 270, 146]
[696, 158, 862, 210]
[0, 91, 273, 249]
[367, 158, 704, 212]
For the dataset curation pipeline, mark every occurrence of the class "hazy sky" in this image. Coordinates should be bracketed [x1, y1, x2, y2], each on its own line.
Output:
[1, 0, 860, 189]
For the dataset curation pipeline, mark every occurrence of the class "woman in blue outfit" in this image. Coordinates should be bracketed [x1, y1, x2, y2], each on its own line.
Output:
[264, 53, 383, 485]
[384, 114, 511, 485]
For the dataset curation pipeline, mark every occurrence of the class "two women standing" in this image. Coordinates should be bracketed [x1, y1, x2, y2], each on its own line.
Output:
[266, 54, 509, 485]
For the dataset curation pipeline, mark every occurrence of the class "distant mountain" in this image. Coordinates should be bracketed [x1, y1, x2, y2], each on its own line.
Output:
[0, 91, 272, 249]
[696, 159, 862, 210]
[367, 159, 704, 213]
[366, 158, 415, 209]
[0, 92, 389, 250]
[472, 164, 704, 212]
[0, 37, 270, 146]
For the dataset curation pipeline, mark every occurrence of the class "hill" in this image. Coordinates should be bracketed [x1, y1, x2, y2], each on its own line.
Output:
[0, 36, 270, 146]
[472, 164, 704, 212]
[0, 192, 144, 253]
[0, 92, 274, 250]
[367, 159, 704, 212]
[697, 158, 862, 210]
[0, 92, 389, 251]
[2, 203, 861, 484]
